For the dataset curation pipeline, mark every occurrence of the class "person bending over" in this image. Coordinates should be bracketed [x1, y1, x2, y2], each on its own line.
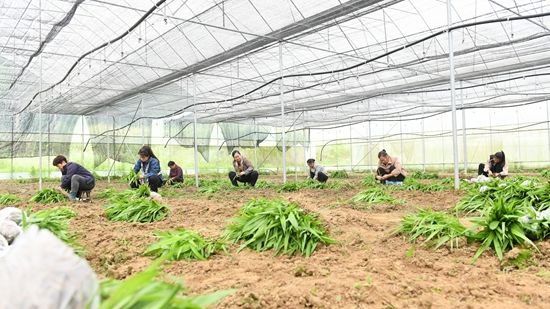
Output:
[165, 160, 184, 185]
[375, 149, 407, 184]
[132, 146, 164, 192]
[306, 158, 329, 183]
[53, 155, 95, 200]
[228, 150, 259, 187]
[478, 150, 508, 179]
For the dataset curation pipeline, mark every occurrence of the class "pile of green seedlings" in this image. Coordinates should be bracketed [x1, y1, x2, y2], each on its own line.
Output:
[98, 251, 235, 309]
[143, 228, 226, 262]
[0, 193, 22, 205]
[22, 206, 82, 251]
[394, 176, 550, 263]
[330, 170, 348, 178]
[348, 186, 405, 205]
[29, 188, 67, 203]
[224, 197, 337, 257]
[102, 185, 170, 223]
[410, 171, 439, 180]
[277, 179, 342, 192]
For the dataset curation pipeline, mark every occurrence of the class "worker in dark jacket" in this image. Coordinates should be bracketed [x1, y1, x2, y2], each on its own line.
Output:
[165, 161, 184, 185]
[53, 155, 95, 200]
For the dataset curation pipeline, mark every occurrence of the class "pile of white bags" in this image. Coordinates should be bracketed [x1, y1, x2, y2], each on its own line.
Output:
[0, 224, 100, 309]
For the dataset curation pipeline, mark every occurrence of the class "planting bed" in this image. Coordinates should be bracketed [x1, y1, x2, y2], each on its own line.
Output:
[2, 173, 550, 309]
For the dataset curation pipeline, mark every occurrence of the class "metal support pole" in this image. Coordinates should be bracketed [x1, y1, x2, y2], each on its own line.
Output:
[279, 42, 286, 183]
[461, 81, 467, 173]
[447, 0, 460, 189]
[294, 102, 298, 181]
[253, 118, 257, 170]
[193, 75, 199, 187]
[368, 100, 372, 173]
[216, 123, 220, 174]
[400, 116, 404, 165]
[517, 107, 521, 170]
[107, 113, 110, 183]
[81, 115, 85, 165]
[11, 116, 14, 180]
[422, 109, 426, 172]
[547, 102, 550, 166]
[38, 0, 43, 189]
[141, 93, 145, 145]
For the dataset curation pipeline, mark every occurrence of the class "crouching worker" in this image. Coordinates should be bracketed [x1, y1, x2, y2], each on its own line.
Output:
[306, 159, 329, 183]
[228, 150, 259, 187]
[375, 149, 407, 185]
[53, 155, 95, 201]
[478, 150, 508, 179]
[165, 161, 184, 185]
[132, 146, 164, 192]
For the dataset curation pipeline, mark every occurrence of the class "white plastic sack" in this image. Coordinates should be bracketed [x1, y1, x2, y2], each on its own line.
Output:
[0, 234, 9, 258]
[0, 206, 22, 224]
[0, 219, 22, 244]
[0, 225, 100, 309]
[150, 191, 163, 202]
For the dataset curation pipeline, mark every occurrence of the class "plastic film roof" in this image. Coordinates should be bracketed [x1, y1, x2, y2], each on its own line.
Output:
[2, 0, 550, 129]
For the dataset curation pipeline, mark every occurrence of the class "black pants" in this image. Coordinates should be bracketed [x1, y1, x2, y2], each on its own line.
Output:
[377, 167, 405, 183]
[478, 163, 506, 179]
[228, 170, 259, 187]
[309, 171, 329, 183]
[131, 174, 163, 192]
[63, 175, 95, 197]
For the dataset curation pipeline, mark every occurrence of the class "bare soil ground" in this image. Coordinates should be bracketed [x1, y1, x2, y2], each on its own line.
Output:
[3, 174, 550, 309]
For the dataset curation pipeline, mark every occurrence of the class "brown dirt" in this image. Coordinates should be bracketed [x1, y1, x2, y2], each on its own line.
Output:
[3, 175, 550, 309]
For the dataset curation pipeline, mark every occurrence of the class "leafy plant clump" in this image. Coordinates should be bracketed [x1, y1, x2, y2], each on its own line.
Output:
[330, 170, 348, 178]
[540, 170, 550, 178]
[348, 187, 405, 204]
[29, 188, 67, 203]
[410, 171, 439, 179]
[0, 193, 22, 205]
[99, 251, 236, 309]
[95, 188, 117, 199]
[393, 207, 467, 251]
[104, 198, 169, 223]
[467, 193, 537, 263]
[126, 170, 140, 186]
[22, 206, 81, 249]
[361, 174, 377, 186]
[224, 197, 337, 257]
[143, 228, 226, 261]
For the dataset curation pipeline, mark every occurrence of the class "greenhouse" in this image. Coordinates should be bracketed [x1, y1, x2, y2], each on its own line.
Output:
[2, 0, 550, 308]
[2, 0, 550, 182]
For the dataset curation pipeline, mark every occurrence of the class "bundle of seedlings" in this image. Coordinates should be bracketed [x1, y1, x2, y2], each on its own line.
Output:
[454, 177, 550, 214]
[224, 197, 337, 257]
[330, 170, 348, 178]
[0, 193, 22, 205]
[99, 251, 235, 309]
[143, 228, 226, 261]
[540, 170, 550, 178]
[253, 180, 277, 189]
[277, 181, 301, 192]
[361, 174, 377, 186]
[410, 171, 439, 180]
[110, 185, 151, 201]
[22, 206, 81, 250]
[94, 188, 117, 199]
[104, 197, 169, 223]
[29, 188, 67, 203]
[125, 170, 140, 186]
[393, 207, 467, 253]
[467, 193, 537, 263]
[348, 186, 405, 204]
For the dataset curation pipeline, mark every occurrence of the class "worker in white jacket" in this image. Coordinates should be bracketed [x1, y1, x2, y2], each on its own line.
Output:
[306, 158, 329, 183]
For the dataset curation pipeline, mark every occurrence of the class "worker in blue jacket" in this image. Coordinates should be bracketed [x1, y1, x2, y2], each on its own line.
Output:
[132, 146, 164, 192]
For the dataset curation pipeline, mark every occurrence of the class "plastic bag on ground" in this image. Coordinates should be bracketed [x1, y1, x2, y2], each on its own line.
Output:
[0, 225, 100, 309]
[0, 206, 23, 224]
[0, 219, 22, 244]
